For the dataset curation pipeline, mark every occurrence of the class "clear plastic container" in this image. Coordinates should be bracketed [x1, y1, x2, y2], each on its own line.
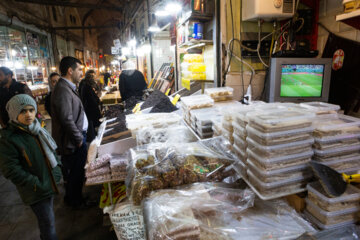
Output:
[233, 144, 247, 164]
[305, 198, 360, 226]
[317, 155, 360, 172]
[247, 159, 311, 183]
[300, 102, 340, 115]
[247, 125, 313, 146]
[196, 126, 213, 134]
[307, 181, 360, 212]
[247, 137, 314, 158]
[314, 133, 360, 145]
[304, 210, 357, 230]
[313, 139, 360, 151]
[247, 148, 313, 171]
[313, 114, 360, 138]
[188, 63, 206, 72]
[233, 122, 247, 139]
[247, 170, 310, 198]
[212, 95, 234, 102]
[222, 121, 233, 132]
[313, 143, 360, 158]
[233, 134, 247, 152]
[183, 54, 204, 63]
[181, 95, 214, 110]
[205, 87, 234, 97]
[247, 110, 315, 133]
[196, 130, 213, 139]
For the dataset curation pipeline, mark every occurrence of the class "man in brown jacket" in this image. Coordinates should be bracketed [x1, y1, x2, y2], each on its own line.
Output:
[51, 56, 88, 208]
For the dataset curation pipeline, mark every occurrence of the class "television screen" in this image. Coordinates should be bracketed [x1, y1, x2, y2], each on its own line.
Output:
[280, 64, 324, 97]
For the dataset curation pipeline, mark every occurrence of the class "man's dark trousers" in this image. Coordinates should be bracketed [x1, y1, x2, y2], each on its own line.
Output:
[61, 132, 87, 207]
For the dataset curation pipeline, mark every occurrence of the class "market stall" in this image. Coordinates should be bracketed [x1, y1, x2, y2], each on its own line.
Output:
[84, 86, 360, 239]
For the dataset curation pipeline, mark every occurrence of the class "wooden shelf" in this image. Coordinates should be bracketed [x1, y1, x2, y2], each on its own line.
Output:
[178, 12, 213, 26]
[336, 9, 360, 30]
[179, 39, 213, 48]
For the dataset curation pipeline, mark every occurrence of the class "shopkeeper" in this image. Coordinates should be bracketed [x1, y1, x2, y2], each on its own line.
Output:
[0, 67, 33, 128]
[118, 60, 147, 101]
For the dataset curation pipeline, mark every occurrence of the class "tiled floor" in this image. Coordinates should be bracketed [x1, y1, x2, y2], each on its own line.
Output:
[0, 174, 117, 240]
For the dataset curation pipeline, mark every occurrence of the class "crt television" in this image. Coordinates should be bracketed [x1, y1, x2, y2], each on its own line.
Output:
[266, 58, 332, 103]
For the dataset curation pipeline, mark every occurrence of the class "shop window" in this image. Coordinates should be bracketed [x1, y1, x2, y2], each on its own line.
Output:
[52, 7, 57, 22]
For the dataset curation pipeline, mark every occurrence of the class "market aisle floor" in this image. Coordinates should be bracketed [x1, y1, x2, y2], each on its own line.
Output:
[0, 173, 117, 240]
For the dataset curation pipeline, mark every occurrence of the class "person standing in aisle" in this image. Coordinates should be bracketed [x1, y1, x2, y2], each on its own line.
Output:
[118, 60, 147, 101]
[0, 66, 33, 128]
[51, 56, 89, 208]
[79, 69, 102, 143]
[0, 94, 62, 240]
[44, 72, 60, 116]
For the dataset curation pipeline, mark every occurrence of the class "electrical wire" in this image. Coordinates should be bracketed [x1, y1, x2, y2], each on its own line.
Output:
[257, 20, 269, 68]
[222, 0, 235, 87]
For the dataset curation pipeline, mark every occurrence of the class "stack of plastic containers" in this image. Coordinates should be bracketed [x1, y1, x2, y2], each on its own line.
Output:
[181, 54, 206, 82]
[245, 109, 315, 199]
[312, 114, 360, 173]
[300, 102, 340, 119]
[190, 107, 220, 139]
[305, 181, 360, 229]
[205, 87, 234, 102]
[181, 95, 214, 126]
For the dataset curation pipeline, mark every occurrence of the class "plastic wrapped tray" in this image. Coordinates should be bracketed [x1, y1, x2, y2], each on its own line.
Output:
[221, 127, 234, 143]
[246, 125, 313, 146]
[305, 198, 360, 226]
[205, 87, 234, 97]
[181, 95, 214, 111]
[313, 115, 360, 138]
[127, 139, 236, 205]
[247, 148, 313, 171]
[307, 181, 360, 212]
[233, 122, 247, 140]
[247, 137, 314, 158]
[304, 210, 357, 230]
[247, 159, 311, 183]
[300, 102, 340, 115]
[247, 170, 311, 198]
[313, 143, 360, 158]
[247, 110, 315, 133]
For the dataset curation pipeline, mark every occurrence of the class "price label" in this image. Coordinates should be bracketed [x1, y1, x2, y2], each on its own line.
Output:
[165, 88, 171, 96]
[182, 78, 191, 90]
[132, 103, 141, 113]
[171, 94, 181, 106]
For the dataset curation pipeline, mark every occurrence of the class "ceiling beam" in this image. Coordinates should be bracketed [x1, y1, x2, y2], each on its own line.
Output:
[13, 0, 123, 11]
[53, 25, 118, 30]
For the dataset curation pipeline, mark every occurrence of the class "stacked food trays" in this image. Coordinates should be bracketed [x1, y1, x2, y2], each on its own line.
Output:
[190, 108, 220, 139]
[305, 181, 360, 229]
[205, 87, 234, 102]
[245, 109, 315, 199]
[181, 95, 214, 126]
[312, 114, 360, 174]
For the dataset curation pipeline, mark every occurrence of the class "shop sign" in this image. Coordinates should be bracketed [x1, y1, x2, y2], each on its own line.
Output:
[332, 49, 344, 71]
[113, 39, 121, 48]
[111, 46, 120, 55]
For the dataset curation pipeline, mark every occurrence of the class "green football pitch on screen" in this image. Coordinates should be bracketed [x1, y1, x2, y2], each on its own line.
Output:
[280, 64, 324, 97]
